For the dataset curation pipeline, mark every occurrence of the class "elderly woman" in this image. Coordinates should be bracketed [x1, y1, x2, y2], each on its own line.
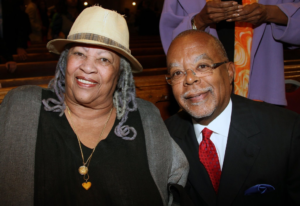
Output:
[0, 6, 188, 206]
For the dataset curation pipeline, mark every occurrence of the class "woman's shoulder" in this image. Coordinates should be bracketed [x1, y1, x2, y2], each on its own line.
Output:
[135, 98, 167, 134]
[2, 85, 49, 107]
[136, 98, 159, 112]
[136, 98, 163, 121]
[0, 86, 49, 133]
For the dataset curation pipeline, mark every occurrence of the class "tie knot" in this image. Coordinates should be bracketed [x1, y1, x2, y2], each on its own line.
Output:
[202, 128, 213, 139]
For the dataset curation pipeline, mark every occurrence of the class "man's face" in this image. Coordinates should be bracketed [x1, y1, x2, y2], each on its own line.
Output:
[167, 33, 234, 124]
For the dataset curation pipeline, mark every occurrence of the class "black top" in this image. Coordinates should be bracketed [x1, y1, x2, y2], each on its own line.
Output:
[216, 0, 242, 62]
[34, 90, 164, 206]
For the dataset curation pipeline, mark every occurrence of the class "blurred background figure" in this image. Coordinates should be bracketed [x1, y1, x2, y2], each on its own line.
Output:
[25, 0, 42, 43]
[135, 0, 159, 36]
[123, 8, 135, 34]
[0, 0, 31, 72]
[50, 0, 83, 39]
[37, 0, 49, 42]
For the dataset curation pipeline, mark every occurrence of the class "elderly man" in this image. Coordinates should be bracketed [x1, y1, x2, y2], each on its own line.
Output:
[165, 30, 300, 206]
[160, 0, 300, 106]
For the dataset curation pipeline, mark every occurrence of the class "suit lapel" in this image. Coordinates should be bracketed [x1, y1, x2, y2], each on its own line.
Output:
[217, 95, 261, 206]
[172, 112, 217, 206]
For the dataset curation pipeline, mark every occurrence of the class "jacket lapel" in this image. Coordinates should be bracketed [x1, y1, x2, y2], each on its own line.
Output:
[217, 95, 261, 206]
[172, 112, 217, 206]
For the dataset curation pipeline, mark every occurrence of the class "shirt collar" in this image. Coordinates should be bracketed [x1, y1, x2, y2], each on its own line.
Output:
[193, 99, 232, 137]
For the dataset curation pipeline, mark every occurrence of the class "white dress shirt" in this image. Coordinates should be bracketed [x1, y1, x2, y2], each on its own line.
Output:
[193, 99, 232, 170]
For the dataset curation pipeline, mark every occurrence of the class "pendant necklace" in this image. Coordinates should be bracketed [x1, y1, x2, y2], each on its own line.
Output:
[66, 105, 113, 190]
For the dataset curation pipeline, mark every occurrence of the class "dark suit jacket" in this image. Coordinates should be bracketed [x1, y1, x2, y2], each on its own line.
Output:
[165, 94, 300, 206]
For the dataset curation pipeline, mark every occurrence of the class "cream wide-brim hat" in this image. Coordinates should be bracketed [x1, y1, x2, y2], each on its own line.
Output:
[47, 6, 143, 73]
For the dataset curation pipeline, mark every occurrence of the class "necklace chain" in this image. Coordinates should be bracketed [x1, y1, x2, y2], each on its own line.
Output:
[65, 104, 113, 190]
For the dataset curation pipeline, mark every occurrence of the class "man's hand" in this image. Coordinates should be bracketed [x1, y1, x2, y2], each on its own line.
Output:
[17, 48, 28, 61]
[5, 61, 17, 73]
[194, 1, 242, 30]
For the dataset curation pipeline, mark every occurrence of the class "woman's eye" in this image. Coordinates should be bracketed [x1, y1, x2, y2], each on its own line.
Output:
[74, 52, 84, 57]
[99, 58, 112, 64]
[100, 58, 109, 62]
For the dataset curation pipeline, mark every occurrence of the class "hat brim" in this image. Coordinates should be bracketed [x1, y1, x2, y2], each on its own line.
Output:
[47, 39, 143, 73]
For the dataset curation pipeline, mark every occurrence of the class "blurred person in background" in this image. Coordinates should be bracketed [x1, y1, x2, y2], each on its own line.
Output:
[50, 0, 83, 39]
[37, 0, 49, 42]
[0, 0, 31, 72]
[136, 0, 159, 36]
[25, 0, 42, 43]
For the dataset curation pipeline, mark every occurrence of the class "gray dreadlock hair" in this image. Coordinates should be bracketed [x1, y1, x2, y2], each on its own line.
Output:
[42, 48, 138, 140]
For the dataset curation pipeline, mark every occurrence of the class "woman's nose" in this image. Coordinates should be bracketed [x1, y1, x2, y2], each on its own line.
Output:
[80, 57, 97, 74]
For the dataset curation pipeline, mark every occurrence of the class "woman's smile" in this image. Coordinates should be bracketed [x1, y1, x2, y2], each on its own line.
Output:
[76, 76, 98, 88]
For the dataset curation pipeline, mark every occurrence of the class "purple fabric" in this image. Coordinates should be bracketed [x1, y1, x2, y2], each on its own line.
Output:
[160, 0, 300, 105]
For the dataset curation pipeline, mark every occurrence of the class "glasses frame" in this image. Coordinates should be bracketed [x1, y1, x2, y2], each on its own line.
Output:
[165, 61, 228, 85]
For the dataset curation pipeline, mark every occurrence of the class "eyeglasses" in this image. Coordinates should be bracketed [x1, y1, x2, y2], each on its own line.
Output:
[165, 61, 228, 85]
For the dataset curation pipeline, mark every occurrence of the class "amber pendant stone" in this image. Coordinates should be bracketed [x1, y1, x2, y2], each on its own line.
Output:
[78, 166, 88, 175]
[82, 182, 92, 190]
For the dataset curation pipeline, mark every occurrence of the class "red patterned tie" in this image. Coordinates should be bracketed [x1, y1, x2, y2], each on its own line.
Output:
[199, 127, 221, 193]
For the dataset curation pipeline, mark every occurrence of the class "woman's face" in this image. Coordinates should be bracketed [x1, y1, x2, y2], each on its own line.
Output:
[65, 44, 120, 108]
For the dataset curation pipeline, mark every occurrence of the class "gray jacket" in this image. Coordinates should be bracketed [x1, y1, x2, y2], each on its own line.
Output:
[0, 86, 189, 206]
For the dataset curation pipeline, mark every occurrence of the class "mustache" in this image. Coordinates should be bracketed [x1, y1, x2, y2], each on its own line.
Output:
[182, 87, 213, 99]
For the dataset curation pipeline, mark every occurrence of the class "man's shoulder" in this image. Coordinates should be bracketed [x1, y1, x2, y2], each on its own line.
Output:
[165, 110, 189, 124]
[232, 94, 300, 124]
[165, 110, 192, 138]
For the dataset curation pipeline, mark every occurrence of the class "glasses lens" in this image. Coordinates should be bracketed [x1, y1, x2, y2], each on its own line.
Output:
[165, 76, 173, 85]
[195, 70, 213, 77]
[195, 64, 214, 76]
[167, 62, 227, 85]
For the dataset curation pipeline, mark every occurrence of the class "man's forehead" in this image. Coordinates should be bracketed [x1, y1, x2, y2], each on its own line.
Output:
[177, 32, 213, 45]
[167, 53, 213, 71]
[169, 53, 212, 63]
[194, 53, 213, 62]
[171, 35, 216, 53]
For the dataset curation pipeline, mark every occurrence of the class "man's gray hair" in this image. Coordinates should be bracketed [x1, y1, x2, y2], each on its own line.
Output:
[42, 48, 138, 140]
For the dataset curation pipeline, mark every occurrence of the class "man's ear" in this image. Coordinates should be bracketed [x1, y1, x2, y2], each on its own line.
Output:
[226, 62, 235, 85]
